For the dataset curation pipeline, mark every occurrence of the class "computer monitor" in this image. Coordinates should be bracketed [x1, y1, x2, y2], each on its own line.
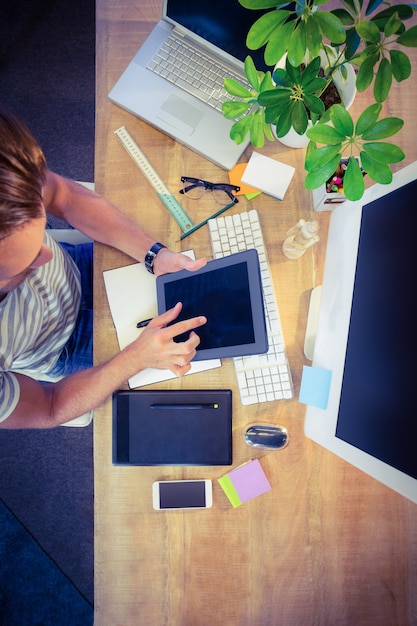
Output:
[304, 160, 417, 504]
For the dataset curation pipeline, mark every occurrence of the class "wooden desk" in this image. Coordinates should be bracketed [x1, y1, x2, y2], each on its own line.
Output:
[94, 2, 417, 624]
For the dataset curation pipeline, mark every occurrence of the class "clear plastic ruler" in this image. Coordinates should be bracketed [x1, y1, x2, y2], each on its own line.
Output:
[114, 126, 194, 233]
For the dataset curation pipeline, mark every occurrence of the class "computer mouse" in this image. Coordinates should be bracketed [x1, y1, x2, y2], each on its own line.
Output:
[244, 424, 289, 450]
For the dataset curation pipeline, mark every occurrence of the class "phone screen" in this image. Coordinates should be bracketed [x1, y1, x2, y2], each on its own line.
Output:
[158, 481, 208, 509]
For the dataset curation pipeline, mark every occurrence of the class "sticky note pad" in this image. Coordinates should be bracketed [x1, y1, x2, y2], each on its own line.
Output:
[299, 365, 332, 410]
[228, 163, 262, 198]
[218, 459, 272, 507]
[241, 152, 295, 201]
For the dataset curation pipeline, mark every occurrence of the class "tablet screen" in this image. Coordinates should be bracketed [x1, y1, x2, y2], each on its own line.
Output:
[156, 249, 268, 360]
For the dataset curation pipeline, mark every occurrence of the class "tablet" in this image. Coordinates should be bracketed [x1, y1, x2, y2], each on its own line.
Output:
[112, 389, 232, 465]
[156, 249, 268, 360]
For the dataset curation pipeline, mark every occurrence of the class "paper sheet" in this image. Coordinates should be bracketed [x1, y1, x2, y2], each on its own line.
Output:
[103, 257, 221, 388]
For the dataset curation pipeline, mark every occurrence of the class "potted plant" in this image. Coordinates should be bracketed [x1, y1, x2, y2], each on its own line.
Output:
[222, 0, 417, 200]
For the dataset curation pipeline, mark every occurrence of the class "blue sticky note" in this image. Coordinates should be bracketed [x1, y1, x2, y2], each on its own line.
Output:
[299, 365, 332, 410]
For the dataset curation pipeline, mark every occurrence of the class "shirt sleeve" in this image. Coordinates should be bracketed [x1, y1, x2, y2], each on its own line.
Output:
[0, 371, 21, 423]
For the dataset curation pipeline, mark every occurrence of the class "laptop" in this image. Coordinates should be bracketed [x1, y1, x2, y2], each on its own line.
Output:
[108, 0, 269, 170]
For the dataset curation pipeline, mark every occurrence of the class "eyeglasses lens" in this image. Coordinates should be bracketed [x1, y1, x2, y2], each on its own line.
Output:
[182, 181, 206, 200]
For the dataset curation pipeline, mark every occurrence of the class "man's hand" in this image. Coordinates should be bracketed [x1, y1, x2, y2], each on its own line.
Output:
[129, 302, 207, 376]
[152, 248, 206, 276]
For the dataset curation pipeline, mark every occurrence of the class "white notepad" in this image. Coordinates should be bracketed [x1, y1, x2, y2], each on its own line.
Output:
[103, 256, 221, 388]
[241, 151, 295, 200]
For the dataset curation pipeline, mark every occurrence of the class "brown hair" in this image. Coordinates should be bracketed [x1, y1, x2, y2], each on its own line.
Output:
[0, 105, 47, 240]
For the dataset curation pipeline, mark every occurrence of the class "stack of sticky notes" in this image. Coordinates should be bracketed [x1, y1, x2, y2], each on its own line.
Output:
[240, 152, 295, 201]
[218, 459, 271, 507]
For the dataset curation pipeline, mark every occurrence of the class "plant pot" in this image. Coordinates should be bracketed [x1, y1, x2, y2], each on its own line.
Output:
[273, 50, 357, 149]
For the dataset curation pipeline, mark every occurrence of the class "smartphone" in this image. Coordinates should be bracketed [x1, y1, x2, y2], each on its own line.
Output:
[152, 479, 213, 510]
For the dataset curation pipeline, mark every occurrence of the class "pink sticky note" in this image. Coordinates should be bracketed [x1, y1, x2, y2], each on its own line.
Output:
[229, 459, 271, 503]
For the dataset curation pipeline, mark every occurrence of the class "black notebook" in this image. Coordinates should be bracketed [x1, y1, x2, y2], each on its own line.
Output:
[112, 389, 232, 466]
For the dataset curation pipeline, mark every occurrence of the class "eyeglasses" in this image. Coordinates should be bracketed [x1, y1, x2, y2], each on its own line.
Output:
[180, 176, 240, 204]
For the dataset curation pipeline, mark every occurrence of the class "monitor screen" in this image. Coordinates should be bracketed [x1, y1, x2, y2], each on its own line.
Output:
[335, 180, 417, 479]
[304, 161, 417, 504]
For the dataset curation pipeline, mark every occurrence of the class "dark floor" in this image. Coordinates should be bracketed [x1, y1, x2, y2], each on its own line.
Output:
[0, 0, 96, 622]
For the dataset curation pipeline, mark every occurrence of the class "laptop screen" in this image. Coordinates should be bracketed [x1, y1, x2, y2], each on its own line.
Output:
[166, 0, 271, 72]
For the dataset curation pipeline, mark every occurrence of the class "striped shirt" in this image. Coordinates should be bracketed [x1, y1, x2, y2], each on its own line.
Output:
[0, 232, 81, 422]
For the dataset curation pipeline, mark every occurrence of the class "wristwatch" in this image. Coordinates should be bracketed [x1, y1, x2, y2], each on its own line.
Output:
[144, 242, 166, 274]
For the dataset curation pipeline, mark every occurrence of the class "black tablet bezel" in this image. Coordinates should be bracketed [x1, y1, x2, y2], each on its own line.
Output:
[156, 249, 268, 361]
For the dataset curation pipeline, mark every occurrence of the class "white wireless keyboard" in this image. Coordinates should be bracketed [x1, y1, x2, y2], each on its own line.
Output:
[208, 209, 294, 405]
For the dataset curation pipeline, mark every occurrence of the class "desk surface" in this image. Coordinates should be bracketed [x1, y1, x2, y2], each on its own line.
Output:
[94, 2, 417, 624]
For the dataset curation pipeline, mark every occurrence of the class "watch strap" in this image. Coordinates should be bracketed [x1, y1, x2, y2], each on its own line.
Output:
[144, 242, 166, 274]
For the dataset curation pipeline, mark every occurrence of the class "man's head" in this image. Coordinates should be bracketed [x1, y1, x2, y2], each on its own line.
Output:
[0, 107, 52, 299]
[0, 105, 46, 241]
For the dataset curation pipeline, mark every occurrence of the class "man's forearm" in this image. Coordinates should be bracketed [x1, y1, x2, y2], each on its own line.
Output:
[44, 171, 156, 263]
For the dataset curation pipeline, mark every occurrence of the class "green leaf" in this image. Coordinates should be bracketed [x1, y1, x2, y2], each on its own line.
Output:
[362, 142, 405, 164]
[397, 24, 417, 47]
[305, 144, 342, 171]
[360, 152, 393, 184]
[260, 71, 275, 91]
[344, 27, 361, 59]
[264, 100, 290, 124]
[356, 52, 379, 92]
[374, 57, 392, 102]
[275, 105, 293, 137]
[371, 4, 414, 21]
[330, 8, 354, 26]
[224, 78, 253, 99]
[244, 56, 261, 90]
[313, 12, 346, 44]
[246, 11, 291, 50]
[302, 77, 327, 93]
[288, 22, 307, 67]
[299, 56, 321, 85]
[292, 99, 309, 135]
[390, 49, 411, 82]
[356, 20, 381, 44]
[305, 15, 322, 58]
[330, 104, 354, 137]
[258, 87, 291, 107]
[306, 123, 346, 144]
[304, 94, 325, 116]
[305, 139, 317, 161]
[343, 158, 365, 201]
[239, 0, 290, 8]
[304, 154, 342, 190]
[355, 103, 382, 135]
[362, 117, 404, 140]
[222, 101, 252, 119]
[263, 122, 275, 142]
[285, 57, 302, 84]
[229, 116, 252, 144]
[384, 13, 402, 37]
[250, 111, 266, 148]
[272, 68, 290, 87]
[264, 21, 296, 66]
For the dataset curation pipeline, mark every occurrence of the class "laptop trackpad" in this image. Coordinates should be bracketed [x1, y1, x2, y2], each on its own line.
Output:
[157, 94, 203, 135]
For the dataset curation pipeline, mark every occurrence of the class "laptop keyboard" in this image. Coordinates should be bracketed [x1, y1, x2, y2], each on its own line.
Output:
[147, 32, 248, 111]
[208, 209, 294, 405]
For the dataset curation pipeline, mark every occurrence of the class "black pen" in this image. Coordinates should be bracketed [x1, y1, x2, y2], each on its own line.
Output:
[150, 403, 219, 410]
[136, 318, 152, 328]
